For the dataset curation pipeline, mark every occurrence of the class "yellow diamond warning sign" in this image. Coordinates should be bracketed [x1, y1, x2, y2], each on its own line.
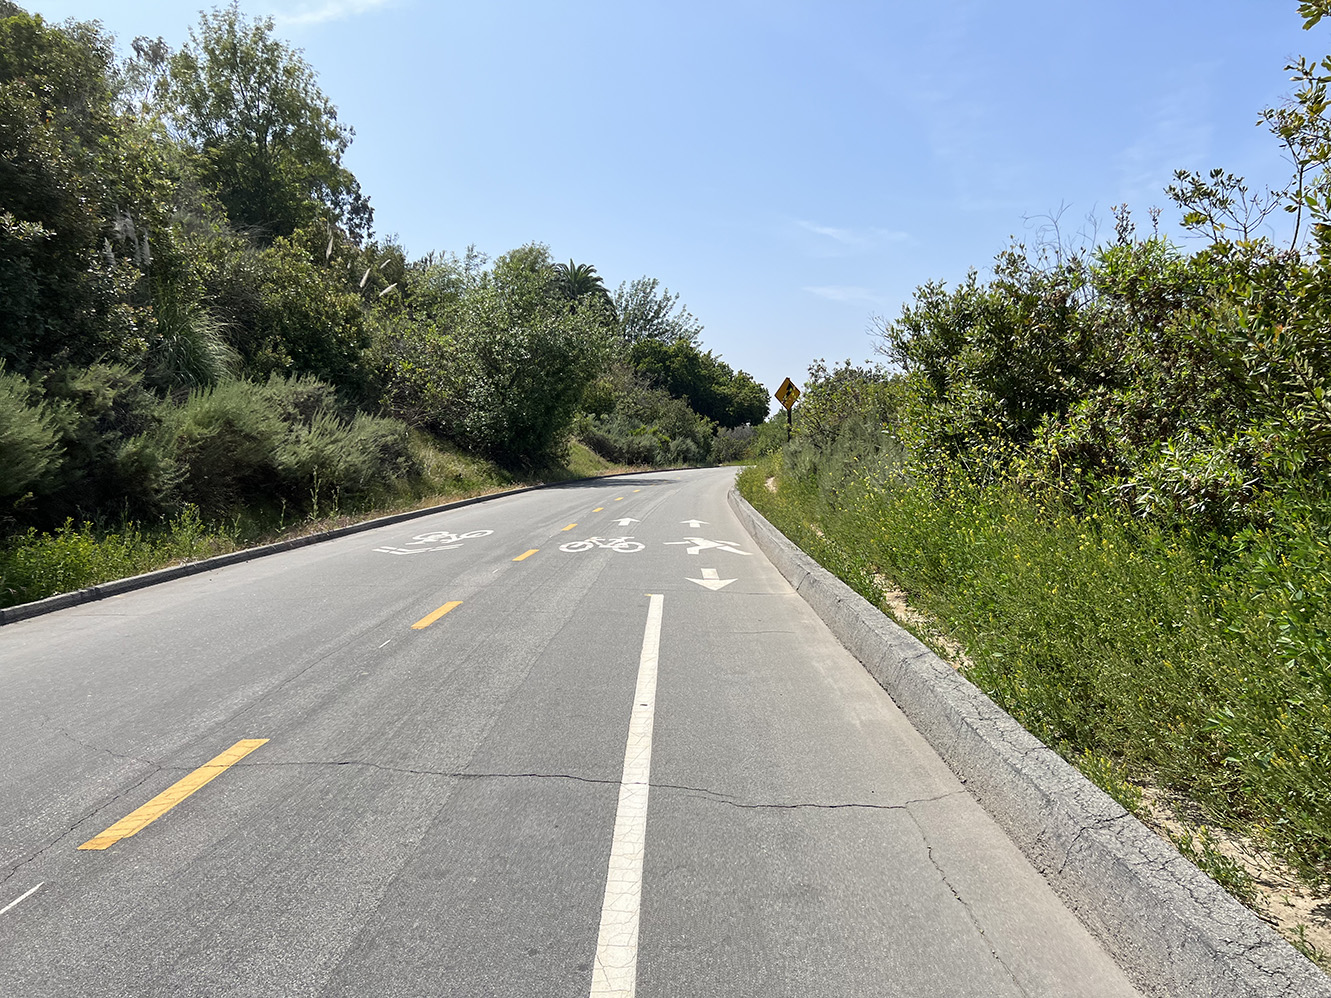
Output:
[774, 377, 801, 410]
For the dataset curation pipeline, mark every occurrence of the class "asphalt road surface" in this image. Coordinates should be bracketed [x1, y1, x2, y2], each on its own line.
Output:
[0, 467, 1142, 997]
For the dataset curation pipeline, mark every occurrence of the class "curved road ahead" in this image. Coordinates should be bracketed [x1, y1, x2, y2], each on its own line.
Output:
[0, 467, 1140, 997]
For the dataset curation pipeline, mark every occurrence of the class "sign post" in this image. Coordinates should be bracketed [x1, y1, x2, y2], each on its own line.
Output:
[774, 377, 801, 442]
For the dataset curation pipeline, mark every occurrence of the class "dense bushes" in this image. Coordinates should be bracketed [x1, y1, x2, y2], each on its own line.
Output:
[376, 244, 613, 465]
[629, 337, 769, 428]
[1, 366, 415, 529]
[576, 363, 719, 466]
[750, 7, 1331, 895]
[765, 226, 1331, 883]
[742, 457, 1331, 881]
[0, 364, 59, 499]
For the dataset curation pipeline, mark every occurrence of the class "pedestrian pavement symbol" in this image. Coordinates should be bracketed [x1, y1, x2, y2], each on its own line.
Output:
[664, 537, 751, 556]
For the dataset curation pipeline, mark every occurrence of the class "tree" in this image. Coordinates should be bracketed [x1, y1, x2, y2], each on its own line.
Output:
[197, 228, 372, 397]
[166, 2, 371, 243]
[380, 245, 612, 463]
[0, 7, 163, 373]
[551, 259, 614, 316]
[489, 241, 555, 314]
[629, 338, 768, 428]
[796, 359, 900, 453]
[613, 276, 703, 346]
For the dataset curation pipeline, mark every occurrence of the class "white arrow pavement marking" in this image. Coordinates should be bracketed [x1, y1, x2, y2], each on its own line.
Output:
[590, 594, 663, 998]
[681, 519, 707, 528]
[613, 518, 640, 526]
[688, 567, 736, 591]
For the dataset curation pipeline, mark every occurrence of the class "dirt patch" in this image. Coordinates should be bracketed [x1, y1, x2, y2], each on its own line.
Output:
[765, 476, 777, 493]
[872, 573, 973, 669]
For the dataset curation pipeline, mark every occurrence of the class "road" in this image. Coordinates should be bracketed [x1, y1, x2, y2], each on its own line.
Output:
[0, 467, 1141, 996]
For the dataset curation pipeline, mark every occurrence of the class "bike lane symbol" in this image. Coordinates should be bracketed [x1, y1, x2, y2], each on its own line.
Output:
[559, 536, 646, 554]
[374, 529, 494, 555]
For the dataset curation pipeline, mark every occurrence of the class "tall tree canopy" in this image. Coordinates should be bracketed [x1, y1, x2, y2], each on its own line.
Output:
[613, 276, 703, 346]
[551, 259, 614, 316]
[0, 7, 170, 371]
[630, 338, 768, 428]
[166, 1, 371, 243]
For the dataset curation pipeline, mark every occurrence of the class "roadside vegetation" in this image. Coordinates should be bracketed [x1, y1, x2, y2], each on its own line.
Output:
[740, 1, 1331, 962]
[0, 2, 766, 608]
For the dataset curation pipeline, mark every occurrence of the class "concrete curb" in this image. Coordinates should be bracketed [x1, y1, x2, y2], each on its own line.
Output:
[728, 486, 1331, 998]
[0, 468, 686, 627]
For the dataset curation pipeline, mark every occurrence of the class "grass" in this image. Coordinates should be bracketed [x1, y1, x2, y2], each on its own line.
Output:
[737, 452, 1331, 889]
[0, 433, 650, 610]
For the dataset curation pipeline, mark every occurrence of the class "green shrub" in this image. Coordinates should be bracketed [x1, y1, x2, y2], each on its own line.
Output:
[171, 379, 285, 514]
[274, 408, 414, 504]
[0, 505, 232, 607]
[739, 457, 1331, 881]
[578, 412, 662, 465]
[37, 364, 176, 523]
[169, 376, 417, 516]
[576, 372, 717, 467]
[0, 364, 60, 501]
[143, 294, 237, 392]
[711, 425, 753, 463]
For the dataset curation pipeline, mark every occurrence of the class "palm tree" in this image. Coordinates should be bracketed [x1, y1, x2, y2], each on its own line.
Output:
[550, 259, 615, 317]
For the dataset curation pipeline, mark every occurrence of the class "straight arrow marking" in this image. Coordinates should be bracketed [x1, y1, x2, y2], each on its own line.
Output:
[687, 567, 736, 591]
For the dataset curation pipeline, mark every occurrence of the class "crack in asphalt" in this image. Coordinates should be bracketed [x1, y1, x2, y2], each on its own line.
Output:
[904, 805, 1032, 998]
[2, 759, 967, 889]
[669, 786, 967, 812]
[235, 759, 727, 799]
[232, 759, 969, 812]
[0, 766, 164, 888]
[33, 714, 161, 769]
[5, 721, 174, 887]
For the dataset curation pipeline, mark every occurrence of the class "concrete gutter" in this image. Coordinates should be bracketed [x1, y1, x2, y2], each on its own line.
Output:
[729, 486, 1331, 998]
[0, 469, 685, 627]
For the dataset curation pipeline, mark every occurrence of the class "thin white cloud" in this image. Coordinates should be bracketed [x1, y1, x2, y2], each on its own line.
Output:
[795, 220, 908, 254]
[802, 285, 886, 304]
[799, 221, 863, 244]
[273, 0, 395, 26]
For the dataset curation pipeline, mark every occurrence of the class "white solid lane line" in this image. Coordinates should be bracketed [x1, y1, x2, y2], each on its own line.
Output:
[589, 593, 664, 998]
[1, 883, 43, 915]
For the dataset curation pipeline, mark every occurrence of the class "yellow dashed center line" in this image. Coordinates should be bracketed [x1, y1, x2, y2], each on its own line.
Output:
[78, 739, 269, 851]
[593, 507, 604, 512]
[562, 523, 577, 531]
[614, 497, 624, 502]
[513, 549, 539, 562]
[412, 600, 463, 629]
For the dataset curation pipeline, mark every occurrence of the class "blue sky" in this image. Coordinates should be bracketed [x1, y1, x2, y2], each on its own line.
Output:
[28, 1, 1326, 413]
